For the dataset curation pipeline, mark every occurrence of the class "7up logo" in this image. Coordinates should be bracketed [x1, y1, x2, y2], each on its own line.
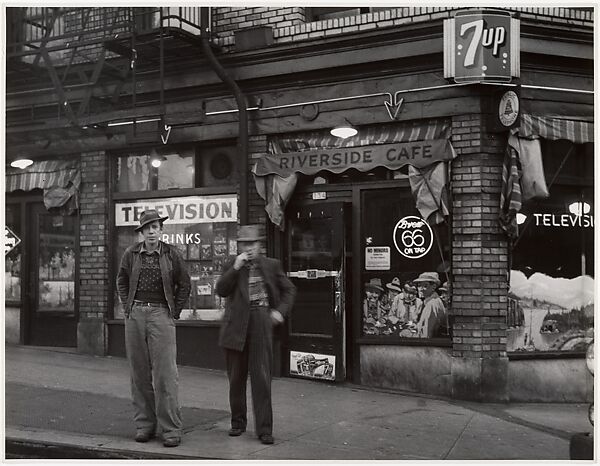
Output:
[459, 19, 506, 68]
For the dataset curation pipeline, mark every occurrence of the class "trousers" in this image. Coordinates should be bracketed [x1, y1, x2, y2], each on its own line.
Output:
[124, 302, 182, 439]
[225, 306, 273, 437]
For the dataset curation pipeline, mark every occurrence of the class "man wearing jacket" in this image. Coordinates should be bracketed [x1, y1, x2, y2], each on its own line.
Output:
[116, 209, 191, 447]
[216, 224, 296, 445]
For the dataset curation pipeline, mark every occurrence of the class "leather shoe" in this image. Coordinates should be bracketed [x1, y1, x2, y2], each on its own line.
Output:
[134, 431, 155, 443]
[163, 437, 181, 448]
[259, 434, 274, 445]
[228, 427, 245, 436]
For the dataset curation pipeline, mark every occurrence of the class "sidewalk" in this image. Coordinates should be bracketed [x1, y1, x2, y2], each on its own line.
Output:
[4, 344, 592, 460]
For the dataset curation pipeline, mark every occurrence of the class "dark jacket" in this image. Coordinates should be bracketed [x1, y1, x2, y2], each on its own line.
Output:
[116, 241, 191, 319]
[216, 255, 296, 351]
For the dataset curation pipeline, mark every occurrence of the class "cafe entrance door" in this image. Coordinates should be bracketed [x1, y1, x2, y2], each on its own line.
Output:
[284, 202, 350, 382]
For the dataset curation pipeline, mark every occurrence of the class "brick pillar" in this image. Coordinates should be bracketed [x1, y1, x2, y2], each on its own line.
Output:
[248, 135, 268, 226]
[450, 114, 510, 401]
[78, 151, 109, 355]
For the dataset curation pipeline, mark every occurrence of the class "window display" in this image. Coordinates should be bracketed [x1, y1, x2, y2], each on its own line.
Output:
[508, 142, 593, 353]
[361, 188, 451, 339]
[113, 194, 238, 320]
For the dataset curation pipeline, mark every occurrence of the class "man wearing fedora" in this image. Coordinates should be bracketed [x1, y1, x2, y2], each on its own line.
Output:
[413, 271, 446, 338]
[215, 224, 296, 445]
[116, 209, 191, 447]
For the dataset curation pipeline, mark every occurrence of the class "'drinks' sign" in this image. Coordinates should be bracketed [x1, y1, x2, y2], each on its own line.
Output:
[115, 195, 238, 226]
[444, 9, 520, 83]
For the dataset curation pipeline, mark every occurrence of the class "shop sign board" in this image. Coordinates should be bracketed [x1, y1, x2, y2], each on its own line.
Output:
[393, 215, 434, 259]
[253, 139, 454, 177]
[444, 9, 520, 83]
[365, 246, 391, 270]
[115, 194, 238, 226]
[5, 226, 21, 255]
[533, 213, 594, 228]
[289, 350, 335, 381]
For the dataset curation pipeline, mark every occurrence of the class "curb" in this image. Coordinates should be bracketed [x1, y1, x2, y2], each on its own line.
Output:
[5, 437, 215, 460]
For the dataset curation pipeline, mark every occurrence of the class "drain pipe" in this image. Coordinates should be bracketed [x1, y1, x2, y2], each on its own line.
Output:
[200, 7, 248, 225]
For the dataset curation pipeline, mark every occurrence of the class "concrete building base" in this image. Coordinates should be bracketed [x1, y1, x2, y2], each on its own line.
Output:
[77, 321, 107, 356]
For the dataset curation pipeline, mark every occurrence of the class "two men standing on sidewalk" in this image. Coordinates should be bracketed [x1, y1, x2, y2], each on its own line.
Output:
[117, 213, 295, 447]
[117, 209, 191, 448]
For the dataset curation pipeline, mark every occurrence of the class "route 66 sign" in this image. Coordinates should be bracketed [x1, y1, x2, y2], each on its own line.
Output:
[393, 216, 433, 259]
[444, 9, 520, 83]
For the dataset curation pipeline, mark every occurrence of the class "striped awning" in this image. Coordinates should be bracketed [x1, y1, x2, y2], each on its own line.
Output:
[6, 159, 81, 193]
[519, 115, 593, 144]
[269, 118, 451, 153]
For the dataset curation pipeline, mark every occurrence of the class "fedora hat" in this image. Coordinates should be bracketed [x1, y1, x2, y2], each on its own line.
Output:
[386, 277, 402, 292]
[364, 277, 384, 293]
[135, 209, 169, 232]
[237, 224, 265, 242]
[413, 271, 441, 286]
[439, 281, 450, 292]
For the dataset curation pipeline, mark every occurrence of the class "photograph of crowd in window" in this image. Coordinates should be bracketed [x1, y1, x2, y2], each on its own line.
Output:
[362, 273, 451, 338]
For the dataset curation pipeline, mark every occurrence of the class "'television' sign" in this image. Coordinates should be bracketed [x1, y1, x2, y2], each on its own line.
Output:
[444, 9, 520, 83]
[115, 194, 238, 227]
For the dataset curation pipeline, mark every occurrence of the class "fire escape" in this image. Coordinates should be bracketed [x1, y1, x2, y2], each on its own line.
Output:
[6, 7, 213, 148]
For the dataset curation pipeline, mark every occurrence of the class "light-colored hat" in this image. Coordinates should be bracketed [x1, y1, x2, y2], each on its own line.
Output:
[439, 281, 450, 292]
[135, 209, 169, 232]
[365, 278, 384, 293]
[413, 271, 441, 286]
[237, 224, 265, 242]
[386, 277, 402, 292]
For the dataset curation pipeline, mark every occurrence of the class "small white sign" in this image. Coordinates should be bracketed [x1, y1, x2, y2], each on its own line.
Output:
[5, 226, 21, 256]
[365, 246, 390, 270]
[312, 191, 327, 200]
[290, 350, 335, 381]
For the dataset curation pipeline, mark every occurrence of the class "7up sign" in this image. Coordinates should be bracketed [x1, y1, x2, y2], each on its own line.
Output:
[444, 9, 520, 83]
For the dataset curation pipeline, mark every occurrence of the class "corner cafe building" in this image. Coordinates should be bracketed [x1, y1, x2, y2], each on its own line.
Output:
[5, 8, 593, 402]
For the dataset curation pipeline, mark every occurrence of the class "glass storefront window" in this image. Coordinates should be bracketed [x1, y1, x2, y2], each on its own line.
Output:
[113, 194, 238, 320]
[115, 147, 194, 192]
[38, 213, 76, 313]
[5, 204, 22, 303]
[360, 188, 451, 340]
[508, 142, 594, 353]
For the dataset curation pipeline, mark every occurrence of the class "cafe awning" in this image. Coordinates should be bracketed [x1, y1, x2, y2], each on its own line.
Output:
[6, 159, 81, 212]
[253, 119, 455, 229]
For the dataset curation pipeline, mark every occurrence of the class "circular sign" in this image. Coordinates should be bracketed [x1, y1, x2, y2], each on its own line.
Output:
[393, 215, 434, 259]
[498, 90, 519, 127]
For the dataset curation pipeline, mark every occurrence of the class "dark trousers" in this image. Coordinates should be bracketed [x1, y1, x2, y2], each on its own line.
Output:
[225, 306, 273, 437]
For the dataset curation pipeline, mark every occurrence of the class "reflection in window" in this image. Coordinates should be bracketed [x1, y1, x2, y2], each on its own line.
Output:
[5, 204, 21, 302]
[508, 142, 594, 353]
[38, 214, 76, 313]
[115, 147, 194, 192]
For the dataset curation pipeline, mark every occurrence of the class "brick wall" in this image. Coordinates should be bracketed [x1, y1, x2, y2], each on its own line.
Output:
[248, 135, 268, 227]
[213, 7, 307, 34]
[78, 150, 109, 355]
[450, 115, 509, 359]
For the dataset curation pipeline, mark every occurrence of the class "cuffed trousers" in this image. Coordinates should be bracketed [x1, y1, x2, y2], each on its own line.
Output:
[225, 306, 273, 437]
[124, 303, 182, 439]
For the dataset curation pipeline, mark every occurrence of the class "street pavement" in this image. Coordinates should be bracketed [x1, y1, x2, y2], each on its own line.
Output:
[3, 344, 594, 460]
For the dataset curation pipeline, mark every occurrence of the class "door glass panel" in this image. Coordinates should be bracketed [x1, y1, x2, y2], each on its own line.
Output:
[38, 214, 76, 313]
[289, 217, 335, 335]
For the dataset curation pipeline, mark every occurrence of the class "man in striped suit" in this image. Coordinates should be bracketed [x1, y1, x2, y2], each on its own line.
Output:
[216, 224, 296, 445]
